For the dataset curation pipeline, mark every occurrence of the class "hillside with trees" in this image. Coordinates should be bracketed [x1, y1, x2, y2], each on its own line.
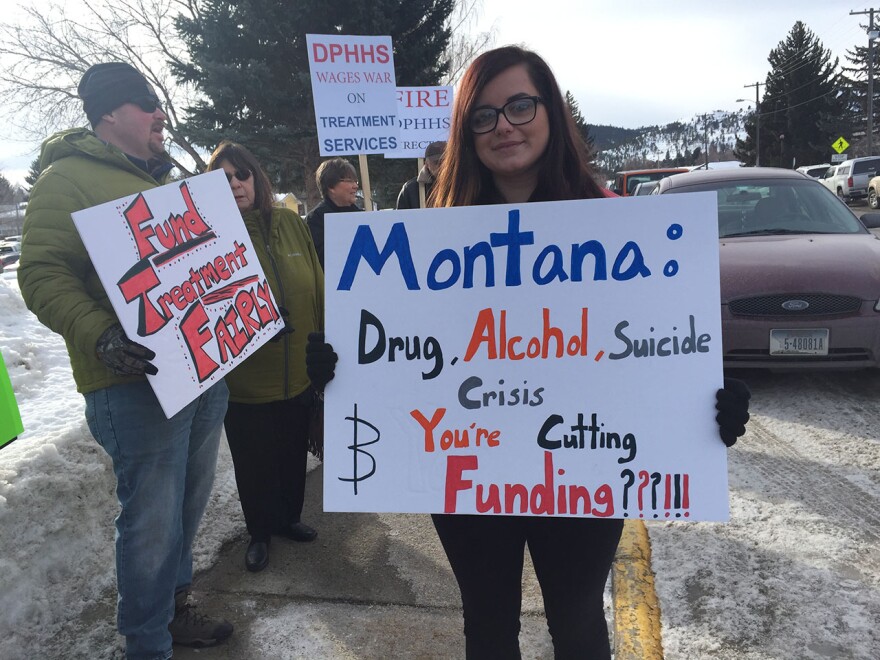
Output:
[590, 110, 748, 176]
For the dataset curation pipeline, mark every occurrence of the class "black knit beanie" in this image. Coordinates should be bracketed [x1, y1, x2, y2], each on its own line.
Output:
[78, 62, 156, 128]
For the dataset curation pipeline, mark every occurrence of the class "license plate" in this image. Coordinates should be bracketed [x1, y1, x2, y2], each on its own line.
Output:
[769, 328, 829, 356]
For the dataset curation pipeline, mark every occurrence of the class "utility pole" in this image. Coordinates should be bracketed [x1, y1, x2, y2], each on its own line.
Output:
[852, 8, 878, 154]
[704, 115, 709, 168]
[743, 82, 762, 166]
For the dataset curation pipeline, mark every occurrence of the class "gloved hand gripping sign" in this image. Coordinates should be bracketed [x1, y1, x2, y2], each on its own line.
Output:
[0, 350, 23, 450]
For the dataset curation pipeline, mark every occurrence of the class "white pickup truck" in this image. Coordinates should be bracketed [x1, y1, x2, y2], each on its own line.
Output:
[821, 156, 880, 202]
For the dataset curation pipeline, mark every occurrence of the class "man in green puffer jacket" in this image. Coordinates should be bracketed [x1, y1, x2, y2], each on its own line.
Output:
[18, 62, 232, 659]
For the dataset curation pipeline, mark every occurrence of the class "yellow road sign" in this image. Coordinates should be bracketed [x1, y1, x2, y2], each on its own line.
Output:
[833, 137, 850, 154]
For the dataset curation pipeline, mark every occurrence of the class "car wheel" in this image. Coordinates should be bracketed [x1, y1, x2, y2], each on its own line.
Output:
[837, 187, 849, 204]
[872, 189, 879, 209]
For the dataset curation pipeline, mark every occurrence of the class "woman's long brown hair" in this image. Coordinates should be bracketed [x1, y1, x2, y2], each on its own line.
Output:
[431, 46, 604, 208]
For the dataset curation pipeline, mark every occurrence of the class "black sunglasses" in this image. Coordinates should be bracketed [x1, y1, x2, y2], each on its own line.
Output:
[225, 169, 252, 183]
[129, 95, 163, 114]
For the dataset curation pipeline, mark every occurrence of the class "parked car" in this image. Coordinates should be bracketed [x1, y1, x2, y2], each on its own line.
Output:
[819, 164, 840, 195]
[867, 175, 880, 209]
[611, 168, 689, 196]
[657, 167, 880, 370]
[631, 180, 660, 196]
[0, 242, 20, 268]
[796, 163, 830, 178]
[822, 156, 880, 202]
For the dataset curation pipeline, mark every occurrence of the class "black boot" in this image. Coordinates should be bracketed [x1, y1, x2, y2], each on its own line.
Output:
[245, 537, 269, 572]
[169, 591, 233, 647]
[275, 522, 317, 542]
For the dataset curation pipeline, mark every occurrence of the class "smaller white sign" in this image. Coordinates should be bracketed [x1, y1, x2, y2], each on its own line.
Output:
[831, 153, 847, 163]
[72, 170, 284, 418]
[307, 34, 400, 156]
[384, 86, 453, 159]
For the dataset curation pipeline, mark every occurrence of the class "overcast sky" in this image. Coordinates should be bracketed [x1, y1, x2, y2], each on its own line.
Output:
[0, 1, 870, 186]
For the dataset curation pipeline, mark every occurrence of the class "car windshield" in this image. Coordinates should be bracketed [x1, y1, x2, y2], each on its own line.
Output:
[665, 178, 868, 238]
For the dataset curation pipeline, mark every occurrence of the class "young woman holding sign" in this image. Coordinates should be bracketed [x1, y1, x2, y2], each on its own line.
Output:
[426, 46, 752, 659]
[208, 141, 332, 573]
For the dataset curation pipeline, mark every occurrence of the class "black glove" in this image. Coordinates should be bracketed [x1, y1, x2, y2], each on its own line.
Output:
[270, 306, 295, 342]
[305, 331, 337, 390]
[715, 377, 751, 447]
[95, 324, 158, 376]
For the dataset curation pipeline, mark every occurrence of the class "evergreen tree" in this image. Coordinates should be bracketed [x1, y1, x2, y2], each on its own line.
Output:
[174, 0, 454, 206]
[735, 22, 842, 167]
[565, 90, 595, 155]
[24, 157, 42, 191]
[839, 36, 880, 154]
[0, 174, 13, 204]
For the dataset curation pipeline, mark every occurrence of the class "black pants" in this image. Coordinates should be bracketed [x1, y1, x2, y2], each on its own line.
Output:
[431, 514, 624, 660]
[224, 398, 310, 541]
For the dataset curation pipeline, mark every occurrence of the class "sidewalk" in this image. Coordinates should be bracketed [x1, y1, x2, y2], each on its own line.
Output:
[173, 466, 558, 659]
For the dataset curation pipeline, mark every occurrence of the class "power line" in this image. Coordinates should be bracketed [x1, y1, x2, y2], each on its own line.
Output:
[757, 88, 839, 117]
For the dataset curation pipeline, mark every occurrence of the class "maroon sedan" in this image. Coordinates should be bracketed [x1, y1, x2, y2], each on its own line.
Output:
[657, 167, 880, 369]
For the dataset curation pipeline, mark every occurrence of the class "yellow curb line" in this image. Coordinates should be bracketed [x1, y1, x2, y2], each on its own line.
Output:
[612, 520, 664, 659]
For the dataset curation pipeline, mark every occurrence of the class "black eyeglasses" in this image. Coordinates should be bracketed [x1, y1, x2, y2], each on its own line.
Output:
[129, 95, 163, 114]
[225, 169, 252, 183]
[469, 96, 544, 134]
[339, 178, 359, 186]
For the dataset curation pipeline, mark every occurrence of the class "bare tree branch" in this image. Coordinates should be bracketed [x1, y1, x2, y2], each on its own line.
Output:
[442, 0, 496, 85]
[0, 0, 492, 176]
[0, 0, 205, 173]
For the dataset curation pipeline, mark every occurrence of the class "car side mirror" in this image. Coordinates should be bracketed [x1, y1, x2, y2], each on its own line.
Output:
[859, 212, 880, 229]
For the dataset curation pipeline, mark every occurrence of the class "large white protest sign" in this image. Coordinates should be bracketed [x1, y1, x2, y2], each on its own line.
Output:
[72, 169, 284, 418]
[307, 34, 400, 156]
[323, 193, 729, 520]
[384, 86, 453, 158]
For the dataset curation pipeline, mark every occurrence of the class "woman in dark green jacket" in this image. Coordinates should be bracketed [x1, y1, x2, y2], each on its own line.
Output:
[208, 141, 324, 572]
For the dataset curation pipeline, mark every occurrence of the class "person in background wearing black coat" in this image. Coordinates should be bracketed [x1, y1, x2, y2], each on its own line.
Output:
[395, 141, 446, 210]
[305, 158, 362, 270]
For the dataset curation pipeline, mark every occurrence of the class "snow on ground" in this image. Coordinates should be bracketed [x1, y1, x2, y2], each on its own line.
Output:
[0, 269, 245, 659]
[652, 373, 880, 659]
[2, 265, 879, 659]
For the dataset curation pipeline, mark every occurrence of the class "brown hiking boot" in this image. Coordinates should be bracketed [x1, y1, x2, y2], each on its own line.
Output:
[169, 591, 233, 648]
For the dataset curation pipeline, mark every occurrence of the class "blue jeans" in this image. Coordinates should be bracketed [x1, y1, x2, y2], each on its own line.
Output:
[85, 380, 228, 660]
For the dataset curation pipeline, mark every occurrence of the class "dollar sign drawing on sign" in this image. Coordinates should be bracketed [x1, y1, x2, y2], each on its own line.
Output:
[339, 403, 380, 495]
